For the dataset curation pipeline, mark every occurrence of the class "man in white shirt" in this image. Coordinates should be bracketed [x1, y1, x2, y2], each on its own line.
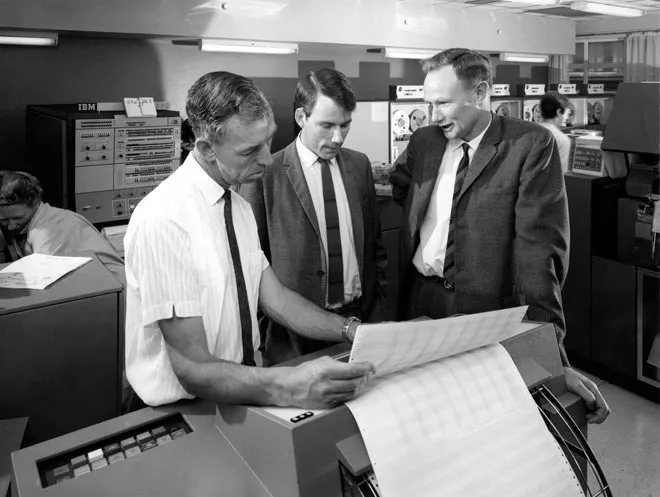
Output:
[124, 71, 374, 409]
[0, 170, 125, 286]
[539, 91, 573, 172]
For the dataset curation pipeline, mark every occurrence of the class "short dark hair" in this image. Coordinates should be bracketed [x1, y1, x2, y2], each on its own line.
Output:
[540, 91, 571, 119]
[294, 68, 357, 116]
[0, 171, 44, 206]
[181, 119, 195, 144]
[185, 71, 273, 143]
[422, 48, 493, 90]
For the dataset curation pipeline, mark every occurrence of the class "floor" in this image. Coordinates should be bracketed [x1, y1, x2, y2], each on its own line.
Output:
[584, 372, 660, 497]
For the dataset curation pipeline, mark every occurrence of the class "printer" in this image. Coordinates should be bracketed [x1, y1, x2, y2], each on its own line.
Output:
[12, 322, 588, 497]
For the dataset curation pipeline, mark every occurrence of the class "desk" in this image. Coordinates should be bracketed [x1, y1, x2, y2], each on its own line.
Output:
[0, 257, 123, 445]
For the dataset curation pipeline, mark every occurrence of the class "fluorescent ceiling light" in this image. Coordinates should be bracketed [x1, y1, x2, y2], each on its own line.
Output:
[502, 0, 560, 5]
[500, 52, 550, 63]
[384, 47, 440, 60]
[0, 32, 58, 47]
[199, 39, 298, 55]
[570, 1, 643, 17]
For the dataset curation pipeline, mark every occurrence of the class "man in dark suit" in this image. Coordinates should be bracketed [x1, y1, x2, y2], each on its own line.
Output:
[390, 48, 609, 424]
[241, 68, 387, 365]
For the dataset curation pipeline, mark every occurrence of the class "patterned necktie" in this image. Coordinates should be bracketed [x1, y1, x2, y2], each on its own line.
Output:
[223, 190, 255, 366]
[443, 143, 471, 284]
[319, 158, 344, 305]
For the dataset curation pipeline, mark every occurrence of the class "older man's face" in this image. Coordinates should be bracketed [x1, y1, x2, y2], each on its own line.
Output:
[211, 114, 277, 186]
[0, 204, 37, 234]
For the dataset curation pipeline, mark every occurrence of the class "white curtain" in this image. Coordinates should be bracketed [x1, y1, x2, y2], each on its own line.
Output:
[625, 31, 660, 82]
[549, 55, 570, 84]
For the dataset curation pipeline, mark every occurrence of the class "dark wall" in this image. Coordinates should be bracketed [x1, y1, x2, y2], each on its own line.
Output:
[1, 35, 545, 186]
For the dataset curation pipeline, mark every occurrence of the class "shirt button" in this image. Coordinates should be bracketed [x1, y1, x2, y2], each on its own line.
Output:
[317, 270, 325, 277]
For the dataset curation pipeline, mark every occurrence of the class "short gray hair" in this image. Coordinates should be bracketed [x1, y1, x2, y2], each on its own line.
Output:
[422, 48, 493, 90]
[185, 71, 273, 143]
[0, 170, 43, 206]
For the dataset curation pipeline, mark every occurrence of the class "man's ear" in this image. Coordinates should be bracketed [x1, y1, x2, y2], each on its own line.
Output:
[195, 138, 216, 161]
[474, 81, 490, 106]
[294, 107, 306, 130]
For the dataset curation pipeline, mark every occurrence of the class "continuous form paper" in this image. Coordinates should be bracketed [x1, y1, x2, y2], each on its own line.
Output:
[348, 306, 531, 377]
[346, 308, 583, 497]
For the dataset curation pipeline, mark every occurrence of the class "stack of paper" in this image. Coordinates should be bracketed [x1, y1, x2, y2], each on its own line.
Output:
[0, 253, 91, 290]
[346, 306, 583, 497]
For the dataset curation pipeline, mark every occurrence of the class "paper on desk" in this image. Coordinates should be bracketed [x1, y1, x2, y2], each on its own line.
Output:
[349, 306, 531, 376]
[0, 253, 91, 290]
[345, 344, 583, 497]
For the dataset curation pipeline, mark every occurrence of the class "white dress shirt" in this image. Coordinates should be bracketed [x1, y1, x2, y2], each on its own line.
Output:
[296, 137, 361, 307]
[413, 118, 492, 278]
[540, 121, 571, 172]
[124, 156, 269, 406]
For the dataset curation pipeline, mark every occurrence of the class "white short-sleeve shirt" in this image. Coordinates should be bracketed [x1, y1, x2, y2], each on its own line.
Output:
[124, 156, 269, 406]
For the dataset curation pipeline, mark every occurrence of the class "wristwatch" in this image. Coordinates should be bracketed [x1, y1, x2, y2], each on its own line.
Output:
[341, 316, 361, 342]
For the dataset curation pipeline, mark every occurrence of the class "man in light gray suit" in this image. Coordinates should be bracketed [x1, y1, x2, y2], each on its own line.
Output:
[390, 48, 610, 424]
[241, 68, 387, 366]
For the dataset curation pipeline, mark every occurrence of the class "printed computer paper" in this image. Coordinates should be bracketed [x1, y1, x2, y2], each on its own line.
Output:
[345, 308, 582, 497]
[349, 306, 530, 376]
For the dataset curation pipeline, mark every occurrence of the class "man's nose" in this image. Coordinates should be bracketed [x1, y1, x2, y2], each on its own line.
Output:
[258, 147, 273, 167]
[331, 127, 344, 145]
[432, 106, 444, 123]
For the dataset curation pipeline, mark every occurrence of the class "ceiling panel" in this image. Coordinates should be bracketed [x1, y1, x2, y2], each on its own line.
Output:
[413, 0, 660, 18]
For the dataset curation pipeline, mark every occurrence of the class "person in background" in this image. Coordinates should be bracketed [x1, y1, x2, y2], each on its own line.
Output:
[539, 91, 572, 172]
[495, 104, 510, 117]
[390, 48, 610, 424]
[532, 103, 543, 124]
[180, 119, 196, 163]
[239, 68, 387, 366]
[124, 71, 374, 409]
[563, 104, 576, 127]
[0, 170, 125, 286]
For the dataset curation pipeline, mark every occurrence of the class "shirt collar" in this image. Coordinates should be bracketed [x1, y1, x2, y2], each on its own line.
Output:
[450, 113, 493, 153]
[24, 201, 46, 234]
[296, 135, 337, 169]
[183, 153, 227, 205]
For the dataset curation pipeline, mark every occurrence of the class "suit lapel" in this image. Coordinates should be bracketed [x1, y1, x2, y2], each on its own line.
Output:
[284, 143, 322, 241]
[337, 150, 364, 280]
[459, 114, 502, 200]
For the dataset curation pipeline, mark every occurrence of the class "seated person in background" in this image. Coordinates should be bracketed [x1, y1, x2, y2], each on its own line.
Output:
[0, 170, 126, 286]
[539, 91, 572, 172]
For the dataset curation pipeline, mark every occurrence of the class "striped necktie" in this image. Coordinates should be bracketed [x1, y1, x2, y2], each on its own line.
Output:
[223, 190, 255, 366]
[318, 158, 344, 305]
[443, 143, 470, 284]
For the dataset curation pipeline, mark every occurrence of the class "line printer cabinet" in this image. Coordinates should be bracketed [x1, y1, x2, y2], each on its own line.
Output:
[0, 256, 124, 446]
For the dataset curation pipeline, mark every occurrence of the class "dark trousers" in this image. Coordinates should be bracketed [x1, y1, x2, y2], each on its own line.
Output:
[403, 269, 456, 321]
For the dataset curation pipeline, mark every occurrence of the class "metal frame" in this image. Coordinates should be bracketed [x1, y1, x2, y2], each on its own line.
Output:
[637, 267, 660, 389]
[532, 385, 612, 497]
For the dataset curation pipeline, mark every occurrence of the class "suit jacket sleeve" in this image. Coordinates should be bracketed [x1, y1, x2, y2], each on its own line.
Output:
[389, 146, 412, 207]
[238, 180, 271, 262]
[364, 156, 388, 322]
[515, 130, 570, 366]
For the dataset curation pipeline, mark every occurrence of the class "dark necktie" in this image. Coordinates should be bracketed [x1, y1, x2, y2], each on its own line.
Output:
[319, 158, 344, 305]
[443, 143, 471, 284]
[223, 190, 255, 366]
